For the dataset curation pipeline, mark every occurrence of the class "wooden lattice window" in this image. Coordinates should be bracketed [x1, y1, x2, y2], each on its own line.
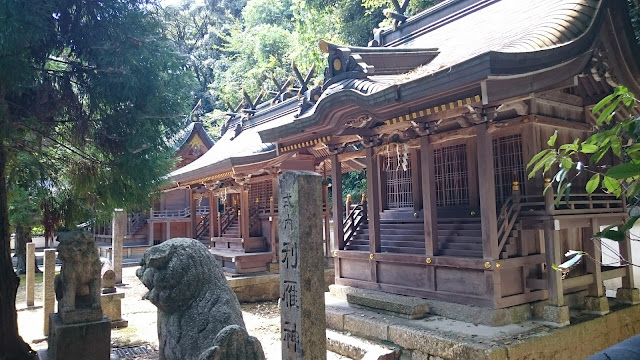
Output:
[434, 144, 469, 207]
[383, 152, 413, 209]
[248, 179, 273, 211]
[493, 134, 526, 204]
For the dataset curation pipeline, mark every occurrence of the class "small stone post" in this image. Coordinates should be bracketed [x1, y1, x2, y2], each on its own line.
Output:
[26, 242, 35, 307]
[278, 171, 326, 360]
[112, 209, 126, 284]
[43, 249, 56, 335]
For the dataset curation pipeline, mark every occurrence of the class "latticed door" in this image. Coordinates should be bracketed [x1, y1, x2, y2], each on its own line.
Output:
[383, 149, 413, 209]
[248, 179, 274, 212]
[434, 144, 469, 207]
[493, 134, 525, 205]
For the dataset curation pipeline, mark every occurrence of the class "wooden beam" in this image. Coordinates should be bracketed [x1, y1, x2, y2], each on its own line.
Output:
[331, 154, 344, 251]
[476, 124, 498, 259]
[209, 192, 218, 239]
[544, 220, 564, 306]
[190, 189, 197, 238]
[420, 136, 438, 256]
[410, 148, 422, 213]
[531, 115, 591, 131]
[366, 147, 381, 254]
[583, 219, 604, 297]
[240, 187, 250, 241]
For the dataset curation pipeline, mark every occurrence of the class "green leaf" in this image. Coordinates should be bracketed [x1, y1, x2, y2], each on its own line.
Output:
[619, 216, 640, 233]
[580, 144, 598, 154]
[603, 176, 622, 197]
[605, 163, 640, 180]
[585, 173, 600, 194]
[611, 137, 622, 157]
[592, 93, 616, 114]
[595, 228, 626, 242]
[597, 97, 621, 125]
[528, 151, 556, 179]
[547, 131, 558, 147]
[561, 157, 573, 170]
[527, 149, 550, 169]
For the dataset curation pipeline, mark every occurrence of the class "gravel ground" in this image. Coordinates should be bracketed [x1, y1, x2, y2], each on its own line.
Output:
[17, 266, 347, 359]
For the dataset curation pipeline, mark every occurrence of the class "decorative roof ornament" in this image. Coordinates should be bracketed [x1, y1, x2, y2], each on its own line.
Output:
[220, 100, 244, 136]
[270, 76, 293, 105]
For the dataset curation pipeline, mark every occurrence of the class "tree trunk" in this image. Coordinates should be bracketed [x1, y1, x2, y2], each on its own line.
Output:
[14, 226, 28, 275]
[0, 143, 36, 359]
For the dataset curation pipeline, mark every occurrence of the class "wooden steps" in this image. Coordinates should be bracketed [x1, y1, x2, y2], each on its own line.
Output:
[344, 211, 484, 258]
[209, 249, 273, 274]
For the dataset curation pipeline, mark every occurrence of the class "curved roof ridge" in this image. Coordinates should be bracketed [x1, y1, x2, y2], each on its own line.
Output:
[498, 0, 600, 53]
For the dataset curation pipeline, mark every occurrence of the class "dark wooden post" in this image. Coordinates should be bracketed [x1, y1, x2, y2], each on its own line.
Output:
[411, 148, 422, 213]
[323, 179, 331, 257]
[331, 153, 344, 251]
[209, 192, 217, 239]
[543, 220, 564, 307]
[365, 146, 381, 254]
[420, 136, 438, 256]
[190, 189, 197, 239]
[476, 124, 498, 259]
[240, 187, 250, 241]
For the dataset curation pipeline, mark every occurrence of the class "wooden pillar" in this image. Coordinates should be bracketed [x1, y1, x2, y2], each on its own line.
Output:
[147, 220, 154, 245]
[420, 136, 438, 256]
[583, 219, 604, 297]
[544, 220, 564, 306]
[271, 177, 279, 261]
[620, 215, 636, 289]
[476, 124, 498, 259]
[165, 221, 171, 241]
[331, 153, 344, 250]
[209, 192, 217, 239]
[240, 187, 250, 241]
[410, 148, 422, 213]
[190, 189, 197, 238]
[323, 180, 331, 256]
[366, 146, 381, 254]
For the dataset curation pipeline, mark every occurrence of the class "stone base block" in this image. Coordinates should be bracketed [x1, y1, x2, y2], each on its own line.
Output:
[101, 292, 127, 328]
[47, 314, 111, 360]
[542, 305, 570, 326]
[268, 261, 279, 273]
[346, 291, 430, 319]
[59, 308, 103, 324]
[584, 296, 610, 315]
[616, 288, 640, 305]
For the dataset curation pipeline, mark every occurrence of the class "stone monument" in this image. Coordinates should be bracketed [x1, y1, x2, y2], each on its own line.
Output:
[278, 171, 327, 360]
[136, 238, 265, 360]
[100, 257, 128, 328]
[41, 231, 111, 360]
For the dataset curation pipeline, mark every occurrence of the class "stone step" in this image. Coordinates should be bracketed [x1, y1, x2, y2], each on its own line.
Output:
[330, 284, 430, 319]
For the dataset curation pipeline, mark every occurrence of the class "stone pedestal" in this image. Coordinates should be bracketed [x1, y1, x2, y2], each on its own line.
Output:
[584, 296, 610, 315]
[101, 291, 128, 328]
[616, 288, 640, 305]
[542, 305, 570, 326]
[46, 313, 111, 360]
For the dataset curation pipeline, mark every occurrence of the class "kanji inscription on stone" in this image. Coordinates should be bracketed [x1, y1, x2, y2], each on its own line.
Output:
[278, 171, 326, 360]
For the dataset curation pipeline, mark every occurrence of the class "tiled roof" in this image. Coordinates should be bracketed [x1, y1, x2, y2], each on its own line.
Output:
[397, 0, 601, 74]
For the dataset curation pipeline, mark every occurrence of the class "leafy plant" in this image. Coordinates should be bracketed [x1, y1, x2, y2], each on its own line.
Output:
[528, 86, 640, 241]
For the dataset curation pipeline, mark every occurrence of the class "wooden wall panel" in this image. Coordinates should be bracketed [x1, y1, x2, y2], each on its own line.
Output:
[436, 267, 488, 296]
[377, 263, 433, 290]
[500, 268, 524, 297]
[165, 188, 189, 210]
[340, 259, 371, 282]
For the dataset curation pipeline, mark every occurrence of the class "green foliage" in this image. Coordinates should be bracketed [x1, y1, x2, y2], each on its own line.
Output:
[527, 86, 640, 241]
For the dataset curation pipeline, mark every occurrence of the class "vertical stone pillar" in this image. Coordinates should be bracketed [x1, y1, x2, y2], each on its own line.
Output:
[43, 249, 56, 335]
[112, 209, 126, 284]
[278, 171, 326, 360]
[26, 242, 35, 307]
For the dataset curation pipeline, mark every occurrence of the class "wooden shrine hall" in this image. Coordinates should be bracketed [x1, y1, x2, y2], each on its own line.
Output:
[165, 0, 640, 322]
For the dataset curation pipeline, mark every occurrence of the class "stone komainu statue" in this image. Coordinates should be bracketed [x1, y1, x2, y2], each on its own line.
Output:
[136, 238, 265, 360]
[54, 231, 102, 313]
